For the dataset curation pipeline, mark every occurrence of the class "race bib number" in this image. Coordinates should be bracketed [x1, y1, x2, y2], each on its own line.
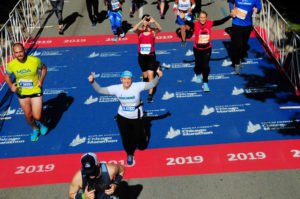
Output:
[198, 34, 209, 44]
[236, 8, 247, 20]
[140, 44, 152, 55]
[19, 79, 34, 88]
[122, 103, 136, 112]
[111, 2, 119, 10]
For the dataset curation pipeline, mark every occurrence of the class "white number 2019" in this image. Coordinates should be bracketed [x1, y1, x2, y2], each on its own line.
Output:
[227, 152, 266, 161]
[15, 164, 55, 174]
[166, 156, 204, 166]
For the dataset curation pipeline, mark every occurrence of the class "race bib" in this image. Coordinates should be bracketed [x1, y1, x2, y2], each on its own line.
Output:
[140, 44, 152, 55]
[122, 103, 136, 112]
[111, 2, 119, 10]
[122, 106, 135, 112]
[236, 8, 248, 20]
[19, 79, 34, 88]
[198, 34, 209, 44]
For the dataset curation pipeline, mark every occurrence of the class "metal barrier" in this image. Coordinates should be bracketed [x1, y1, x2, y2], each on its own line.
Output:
[0, 0, 50, 90]
[254, 0, 300, 96]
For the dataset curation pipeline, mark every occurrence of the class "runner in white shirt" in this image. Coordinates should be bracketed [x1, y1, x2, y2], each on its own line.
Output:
[88, 70, 161, 165]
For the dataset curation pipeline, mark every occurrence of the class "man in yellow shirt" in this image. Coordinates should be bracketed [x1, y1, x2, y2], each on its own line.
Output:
[4, 43, 48, 141]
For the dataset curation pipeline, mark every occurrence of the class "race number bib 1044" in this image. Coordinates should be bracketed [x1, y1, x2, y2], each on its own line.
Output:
[140, 44, 152, 55]
[19, 79, 34, 88]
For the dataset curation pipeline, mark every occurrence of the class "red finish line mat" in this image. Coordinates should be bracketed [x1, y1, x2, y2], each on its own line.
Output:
[0, 140, 300, 188]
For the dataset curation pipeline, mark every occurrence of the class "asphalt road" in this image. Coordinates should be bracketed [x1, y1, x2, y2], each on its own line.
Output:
[1, 0, 300, 199]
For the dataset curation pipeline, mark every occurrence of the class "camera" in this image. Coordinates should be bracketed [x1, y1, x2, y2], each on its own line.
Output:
[87, 177, 110, 192]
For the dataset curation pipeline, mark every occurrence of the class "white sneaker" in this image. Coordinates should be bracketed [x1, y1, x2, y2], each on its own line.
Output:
[120, 32, 125, 38]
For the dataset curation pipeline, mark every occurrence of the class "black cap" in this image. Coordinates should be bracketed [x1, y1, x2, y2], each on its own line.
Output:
[81, 152, 99, 176]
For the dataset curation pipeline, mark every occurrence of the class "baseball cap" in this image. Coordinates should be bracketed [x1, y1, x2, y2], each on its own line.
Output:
[81, 152, 98, 176]
[120, 70, 133, 78]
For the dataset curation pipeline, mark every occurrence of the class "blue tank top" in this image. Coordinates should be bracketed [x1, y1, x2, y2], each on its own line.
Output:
[81, 163, 115, 199]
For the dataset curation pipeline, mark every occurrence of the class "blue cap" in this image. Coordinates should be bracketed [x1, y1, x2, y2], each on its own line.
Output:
[120, 70, 133, 78]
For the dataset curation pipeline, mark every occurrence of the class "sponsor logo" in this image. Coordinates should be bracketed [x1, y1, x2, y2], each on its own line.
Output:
[145, 108, 167, 117]
[0, 107, 16, 116]
[155, 49, 177, 55]
[164, 62, 193, 69]
[162, 91, 175, 100]
[166, 127, 181, 139]
[222, 58, 262, 67]
[98, 96, 118, 103]
[261, 120, 300, 131]
[161, 63, 171, 69]
[201, 103, 250, 115]
[87, 134, 119, 144]
[47, 65, 68, 72]
[247, 121, 262, 133]
[232, 85, 277, 95]
[0, 134, 27, 144]
[84, 95, 98, 105]
[100, 72, 121, 78]
[162, 90, 202, 100]
[165, 125, 218, 139]
[232, 86, 245, 95]
[31, 50, 68, 56]
[222, 59, 232, 67]
[88, 51, 127, 58]
[208, 73, 231, 80]
[185, 50, 194, 56]
[201, 105, 215, 116]
[69, 134, 86, 147]
[43, 87, 77, 95]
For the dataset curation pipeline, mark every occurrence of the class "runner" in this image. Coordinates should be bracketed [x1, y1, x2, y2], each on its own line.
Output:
[68, 152, 125, 199]
[157, 0, 166, 19]
[86, 0, 99, 26]
[192, 10, 232, 92]
[173, 0, 196, 46]
[50, 0, 65, 34]
[228, 0, 261, 74]
[105, 0, 126, 42]
[132, 14, 163, 102]
[4, 43, 48, 141]
[88, 70, 161, 165]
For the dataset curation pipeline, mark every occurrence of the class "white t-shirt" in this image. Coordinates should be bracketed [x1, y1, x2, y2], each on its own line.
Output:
[107, 82, 146, 119]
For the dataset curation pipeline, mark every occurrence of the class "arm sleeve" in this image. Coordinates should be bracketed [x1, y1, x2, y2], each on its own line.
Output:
[213, 15, 232, 26]
[91, 81, 111, 95]
[144, 76, 159, 90]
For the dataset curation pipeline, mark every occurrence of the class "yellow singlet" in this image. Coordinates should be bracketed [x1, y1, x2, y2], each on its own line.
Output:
[7, 56, 43, 95]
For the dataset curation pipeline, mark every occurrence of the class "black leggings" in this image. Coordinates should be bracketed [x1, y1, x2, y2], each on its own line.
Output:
[231, 24, 253, 65]
[116, 114, 147, 156]
[50, 0, 64, 25]
[193, 47, 211, 83]
[86, 0, 99, 24]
